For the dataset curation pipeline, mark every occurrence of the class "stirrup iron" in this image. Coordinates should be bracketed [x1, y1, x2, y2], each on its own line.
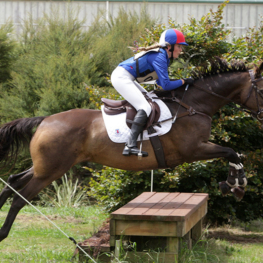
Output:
[138, 134, 143, 160]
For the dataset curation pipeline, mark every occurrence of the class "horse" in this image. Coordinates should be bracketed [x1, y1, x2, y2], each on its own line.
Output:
[0, 58, 262, 242]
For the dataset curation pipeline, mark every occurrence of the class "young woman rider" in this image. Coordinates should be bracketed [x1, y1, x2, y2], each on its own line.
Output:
[111, 29, 194, 157]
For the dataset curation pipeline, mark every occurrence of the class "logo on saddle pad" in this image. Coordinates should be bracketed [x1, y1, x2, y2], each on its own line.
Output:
[115, 129, 122, 136]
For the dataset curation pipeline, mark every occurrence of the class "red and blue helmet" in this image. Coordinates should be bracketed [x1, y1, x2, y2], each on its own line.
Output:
[159, 29, 188, 46]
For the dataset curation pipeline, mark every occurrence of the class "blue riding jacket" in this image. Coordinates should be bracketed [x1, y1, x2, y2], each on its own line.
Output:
[119, 48, 183, 91]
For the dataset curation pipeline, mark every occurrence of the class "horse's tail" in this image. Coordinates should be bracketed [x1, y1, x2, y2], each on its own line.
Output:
[0, 116, 46, 167]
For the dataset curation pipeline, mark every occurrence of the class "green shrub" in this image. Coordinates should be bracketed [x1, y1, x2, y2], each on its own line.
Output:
[0, 9, 98, 122]
[87, 7, 156, 77]
[38, 173, 89, 207]
[226, 17, 263, 63]
[0, 22, 17, 84]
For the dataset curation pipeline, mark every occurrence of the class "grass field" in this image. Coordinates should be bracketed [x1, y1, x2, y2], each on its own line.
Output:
[0, 204, 263, 263]
[179, 222, 263, 263]
[0, 204, 108, 263]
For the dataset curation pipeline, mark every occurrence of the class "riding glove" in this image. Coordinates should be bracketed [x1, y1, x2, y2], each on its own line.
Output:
[183, 78, 195, 85]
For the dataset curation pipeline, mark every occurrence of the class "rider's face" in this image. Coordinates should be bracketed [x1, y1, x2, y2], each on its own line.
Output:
[167, 44, 183, 59]
[173, 44, 183, 59]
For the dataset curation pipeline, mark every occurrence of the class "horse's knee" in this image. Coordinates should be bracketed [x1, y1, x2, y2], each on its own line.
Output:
[226, 149, 241, 164]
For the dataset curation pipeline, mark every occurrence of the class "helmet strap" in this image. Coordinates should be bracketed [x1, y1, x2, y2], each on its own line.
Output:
[168, 44, 175, 61]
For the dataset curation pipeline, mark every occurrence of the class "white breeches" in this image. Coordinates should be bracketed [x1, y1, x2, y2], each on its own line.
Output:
[111, 66, 152, 117]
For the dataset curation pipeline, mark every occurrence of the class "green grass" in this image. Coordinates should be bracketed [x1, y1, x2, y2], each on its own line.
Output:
[0, 204, 108, 263]
[178, 238, 263, 263]
[178, 222, 263, 263]
[1, 204, 263, 263]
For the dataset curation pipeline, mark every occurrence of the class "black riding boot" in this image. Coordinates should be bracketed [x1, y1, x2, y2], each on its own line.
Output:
[122, 109, 148, 157]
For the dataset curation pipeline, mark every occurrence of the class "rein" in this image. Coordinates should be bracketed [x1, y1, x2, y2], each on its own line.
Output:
[151, 91, 212, 127]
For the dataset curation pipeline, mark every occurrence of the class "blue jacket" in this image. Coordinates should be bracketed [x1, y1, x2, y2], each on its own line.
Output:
[119, 48, 183, 91]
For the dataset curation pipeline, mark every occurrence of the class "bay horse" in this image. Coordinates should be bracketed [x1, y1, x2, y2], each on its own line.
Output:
[0, 58, 263, 242]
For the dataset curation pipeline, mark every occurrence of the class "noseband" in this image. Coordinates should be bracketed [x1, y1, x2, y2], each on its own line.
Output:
[245, 70, 263, 120]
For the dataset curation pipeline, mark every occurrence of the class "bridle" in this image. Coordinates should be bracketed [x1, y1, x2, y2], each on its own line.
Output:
[244, 70, 263, 120]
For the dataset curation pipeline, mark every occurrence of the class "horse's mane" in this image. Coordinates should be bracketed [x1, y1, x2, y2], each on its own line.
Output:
[191, 57, 249, 79]
[154, 57, 262, 97]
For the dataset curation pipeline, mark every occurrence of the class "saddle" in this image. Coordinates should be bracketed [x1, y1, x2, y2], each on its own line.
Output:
[101, 95, 160, 130]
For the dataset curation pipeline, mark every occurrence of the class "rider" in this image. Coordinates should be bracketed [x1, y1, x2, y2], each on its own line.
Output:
[111, 28, 194, 157]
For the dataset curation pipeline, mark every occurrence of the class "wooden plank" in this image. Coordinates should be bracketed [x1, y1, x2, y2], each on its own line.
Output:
[115, 220, 177, 237]
[169, 193, 208, 220]
[153, 193, 194, 217]
[111, 192, 208, 222]
[111, 192, 156, 216]
[143, 192, 180, 216]
[127, 192, 170, 215]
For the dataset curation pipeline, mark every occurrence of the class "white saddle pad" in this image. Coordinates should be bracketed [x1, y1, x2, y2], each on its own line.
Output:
[101, 92, 172, 143]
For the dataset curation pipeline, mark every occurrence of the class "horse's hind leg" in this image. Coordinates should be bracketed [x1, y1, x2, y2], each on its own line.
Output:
[0, 168, 34, 209]
[0, 174, 57, 242]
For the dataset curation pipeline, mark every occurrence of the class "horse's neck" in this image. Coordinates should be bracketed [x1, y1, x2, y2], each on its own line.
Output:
[188, 72, 247, 116]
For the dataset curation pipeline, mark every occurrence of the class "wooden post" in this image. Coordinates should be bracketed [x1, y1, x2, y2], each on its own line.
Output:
[182, 231, 192, 250]
[167, 237, 179, 263]
[192, 218, 203, 244]
[110, 218, 116, 247]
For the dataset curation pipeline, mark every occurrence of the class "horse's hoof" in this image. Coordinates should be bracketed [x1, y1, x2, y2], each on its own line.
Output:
[219, 181, 231, 196]
[231, 187, 245, 201]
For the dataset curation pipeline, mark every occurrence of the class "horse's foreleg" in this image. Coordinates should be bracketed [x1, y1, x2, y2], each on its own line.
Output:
[0, 176, 49, 242]
[194, 142, 241, 163]
[194, 142, 246, 199]
[0, 168, 34, 209]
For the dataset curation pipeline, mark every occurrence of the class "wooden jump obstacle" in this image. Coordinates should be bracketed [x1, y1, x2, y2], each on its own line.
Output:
[79, 192, 208, 262]
[110, 192, 208, 263]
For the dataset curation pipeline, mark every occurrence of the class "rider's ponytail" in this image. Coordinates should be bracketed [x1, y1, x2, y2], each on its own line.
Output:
[129, 43, 164, 52]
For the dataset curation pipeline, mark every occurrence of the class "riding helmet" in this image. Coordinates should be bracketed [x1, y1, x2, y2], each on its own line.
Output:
[159, 29, 188, 47]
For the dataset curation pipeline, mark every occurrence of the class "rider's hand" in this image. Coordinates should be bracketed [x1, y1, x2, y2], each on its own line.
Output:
[183, 78, 194, 85]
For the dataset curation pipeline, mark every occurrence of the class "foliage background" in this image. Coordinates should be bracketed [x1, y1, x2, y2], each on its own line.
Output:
[0, 2, 263, 224]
